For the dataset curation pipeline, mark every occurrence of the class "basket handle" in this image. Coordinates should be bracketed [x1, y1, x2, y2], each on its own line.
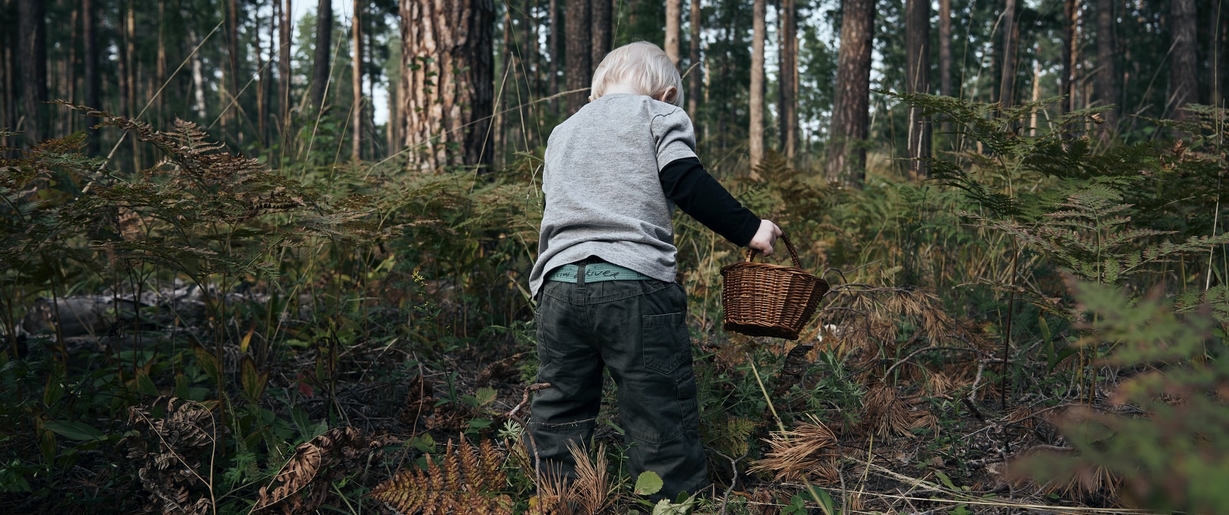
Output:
[746, 233, 804, 269]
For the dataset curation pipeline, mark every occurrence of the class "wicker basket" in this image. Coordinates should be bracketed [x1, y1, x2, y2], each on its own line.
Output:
[720, 235, 829, 340]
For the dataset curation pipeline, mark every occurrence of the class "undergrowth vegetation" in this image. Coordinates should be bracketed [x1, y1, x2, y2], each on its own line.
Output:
[1, 97, 1228, 514]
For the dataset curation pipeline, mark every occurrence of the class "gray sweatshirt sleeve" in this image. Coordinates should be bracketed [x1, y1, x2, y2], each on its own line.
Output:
[650, 108, 699, 169]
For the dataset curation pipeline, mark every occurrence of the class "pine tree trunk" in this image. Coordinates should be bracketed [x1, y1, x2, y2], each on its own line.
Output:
[906, 0, 930, 179]
[66, 6, 77, 135]
[749, 0, 765, 172]
[1169, 0, 1197, 117]
[311, 0, 332, 112]
[83, 0, 99, 154]
[564, 0, 591, 115]
[227, 0, 240, 133]
[352, 0, 362, 162]
[1062, 0, 1079, 114]
[998, 0, 1017, 108]
[255, 6, 267, 147]
[688, 0, 701, 118]
[401, 0, 494, 171]
[778, 0, 798, 159]
[938, 0, 951, 97]
[156, 2, 167, 126]
[1094, 0, 1116, 135]
[17, 0, 45, 144]
[826, 0, 874, 187]
[125, 1, 137, 167]
[665, 0, 682, 66]
[279, 0, 293, 148]
[548, 0, 559, 100]
[591, 0, 611, 73]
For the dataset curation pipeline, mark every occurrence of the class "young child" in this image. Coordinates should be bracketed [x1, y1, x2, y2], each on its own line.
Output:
[528, 41, 781, 500]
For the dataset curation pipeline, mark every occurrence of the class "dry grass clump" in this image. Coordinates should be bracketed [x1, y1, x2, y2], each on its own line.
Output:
[860, 384, 938, 440]
[525, 442, 612, 515]
[749, 415, 841, 484]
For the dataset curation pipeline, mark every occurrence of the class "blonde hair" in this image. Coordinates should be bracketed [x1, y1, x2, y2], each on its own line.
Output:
[590, 42, 684, 107]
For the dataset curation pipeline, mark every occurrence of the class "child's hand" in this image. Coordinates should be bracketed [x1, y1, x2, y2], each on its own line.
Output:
[748, 220, 782, 256]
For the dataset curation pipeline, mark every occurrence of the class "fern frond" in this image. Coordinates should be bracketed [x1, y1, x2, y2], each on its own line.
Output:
[369, 438, 511, 515]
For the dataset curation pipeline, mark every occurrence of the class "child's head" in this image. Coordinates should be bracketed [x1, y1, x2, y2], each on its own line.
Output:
[590, 42, 684, 107]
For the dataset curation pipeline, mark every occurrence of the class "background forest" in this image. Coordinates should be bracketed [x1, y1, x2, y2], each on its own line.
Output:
[2, 0, 1229, 514]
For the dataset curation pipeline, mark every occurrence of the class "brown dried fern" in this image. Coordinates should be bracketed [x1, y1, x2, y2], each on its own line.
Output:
[125, 397, 217, 515]
[368, 437, 512, 515]
[253, 427, 388, 515]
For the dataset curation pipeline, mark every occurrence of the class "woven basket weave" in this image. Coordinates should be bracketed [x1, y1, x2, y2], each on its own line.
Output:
[720, 235, 828, 340]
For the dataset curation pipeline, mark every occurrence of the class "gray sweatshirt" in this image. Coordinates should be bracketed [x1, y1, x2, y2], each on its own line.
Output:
[529, 94, 698, 295]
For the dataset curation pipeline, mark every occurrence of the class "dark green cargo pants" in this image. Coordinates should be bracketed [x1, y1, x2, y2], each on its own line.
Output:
[529, 264, 708, 501]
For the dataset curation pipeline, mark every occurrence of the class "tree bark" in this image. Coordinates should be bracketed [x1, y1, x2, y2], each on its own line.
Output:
[83, 0, 99, 154]
[125, 1, 137, 167]
[279, 0, 293, 149]
[1094, 0, 1116, 135]
[401, 0, 494, 172]
[1169, 0, 1197, 117]
[564, 0, 591, 115]
[352, 0, 362, 161]
[1062, 0, 1079, 114]
[906, 0, 930, 179]
[998, 0, 1018, 108]
[939, 0, 951, 97]
[548, 0, 559, 100]
[591, 0, 612, 73]
[778, 0, 798, 159]
[826, 0, 874, 187]
[665, 0, 682, 67]
[227, 0, 240, 133]
[311, 0, 333, 112]
[688, 0, 701, 118]
[749, 0, 765, 172]
[17, 0, 46, 143]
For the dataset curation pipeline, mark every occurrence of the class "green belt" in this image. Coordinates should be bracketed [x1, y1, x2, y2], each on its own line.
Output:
[546, 262, 652, 283]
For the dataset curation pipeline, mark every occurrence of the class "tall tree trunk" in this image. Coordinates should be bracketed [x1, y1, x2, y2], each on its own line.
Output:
[312, 0, 332, 112]
[778, 0, 797, 159]
[190, 26, 207, 119]
[826, 0, 874, 187]
[1029, 53, 1041, 136]
[401, 0, 494, 171]
[998, 0, 1018, 108]
[939, 0, 951, 97]
[1062, 0, 1080, 114]
[906, 0, 930, 179]
[279, 0, 292, 148]
[83, 0, 99, 154]
[548, 0, 559, 101]
[1210, 0, 1225, 108]
[227, 0, 240, 134]
[749, 0, 765, 172]
[591, 0, 611, 72]
[66, 6, 78, 135]
[564, 0, 591, 114]
[125, 1, 138, 168]
[688, 0, 701, 118]
[352, 0, 362, 161]
[156, 2, 167, 126]
[1094, 0, 1116, 136]
[1169, 0, 1197, 118]
[255, 7, 267, 147]
[665, 0, 682, 66]
[388, 62, 401, 156]
[18, 0, 46, 143]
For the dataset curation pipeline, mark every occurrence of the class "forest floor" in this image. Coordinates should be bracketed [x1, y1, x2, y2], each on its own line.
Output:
[0, 298, 1133, 515]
